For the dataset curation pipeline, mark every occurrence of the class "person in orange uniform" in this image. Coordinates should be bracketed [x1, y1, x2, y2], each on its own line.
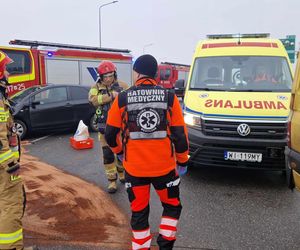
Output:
[0, 51, 37, 250]
[105, 54, 189, 249]
[254, 64, 277, 83]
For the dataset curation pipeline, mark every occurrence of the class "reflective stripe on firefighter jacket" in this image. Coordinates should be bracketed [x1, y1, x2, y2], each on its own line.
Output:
[105, 77, 189, 177]
[0, 96, 16, 163]
[88, 80, 129, 130]
[0, 107, 9, 122]
[88, 80, 129, 108]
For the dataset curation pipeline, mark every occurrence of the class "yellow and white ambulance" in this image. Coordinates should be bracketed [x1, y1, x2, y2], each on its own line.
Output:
[285, 51, 300, 190]
[184, 33, 293, 170]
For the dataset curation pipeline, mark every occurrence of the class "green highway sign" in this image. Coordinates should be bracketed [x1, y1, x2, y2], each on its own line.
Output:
[280, 35, 296, 63]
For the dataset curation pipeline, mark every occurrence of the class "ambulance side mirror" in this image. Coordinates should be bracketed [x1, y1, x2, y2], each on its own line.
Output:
[174, 79, 186, 99]
[175, 79, 185, 89]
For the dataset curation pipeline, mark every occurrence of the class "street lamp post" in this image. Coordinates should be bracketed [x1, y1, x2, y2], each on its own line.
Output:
[99, 1, 118, 48]
[143, 43, 154, 54]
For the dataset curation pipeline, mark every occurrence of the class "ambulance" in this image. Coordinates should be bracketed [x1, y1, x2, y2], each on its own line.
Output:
[0, 39, 133, 96]
[184, 33, 293, 171]
[285, 51, 300, 190]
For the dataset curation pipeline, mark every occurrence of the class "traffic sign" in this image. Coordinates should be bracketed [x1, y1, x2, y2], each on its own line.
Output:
[280, 35, 296, 63]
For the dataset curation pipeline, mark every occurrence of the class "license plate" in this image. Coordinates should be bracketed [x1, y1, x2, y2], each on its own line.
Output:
[224, 151, 262, 162]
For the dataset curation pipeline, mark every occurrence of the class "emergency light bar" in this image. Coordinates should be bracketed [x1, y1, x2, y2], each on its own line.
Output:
[207, 33, 270, 39]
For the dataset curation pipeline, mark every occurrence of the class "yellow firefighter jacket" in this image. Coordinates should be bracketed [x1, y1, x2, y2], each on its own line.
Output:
[0, 92, 18, 165]
[88, 80, 129, 108]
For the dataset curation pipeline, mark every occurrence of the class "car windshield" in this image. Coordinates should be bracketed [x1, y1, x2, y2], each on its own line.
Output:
[189, 56, 292, 92]
[11, 86, 42, 102]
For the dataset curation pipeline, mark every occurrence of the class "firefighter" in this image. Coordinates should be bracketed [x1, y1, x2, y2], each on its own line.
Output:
[0, 51, 37, 250]
[88, 61, 128, 193]
[105, 54, 189, 249]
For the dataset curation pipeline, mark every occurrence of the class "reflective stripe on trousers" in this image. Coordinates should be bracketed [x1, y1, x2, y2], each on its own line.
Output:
[0, 150, 14, 164]
[0, 228, 23, 245]
[0, 165, 24, 250]
[132, 228, 152, 250]
[125, 170, 182, 249]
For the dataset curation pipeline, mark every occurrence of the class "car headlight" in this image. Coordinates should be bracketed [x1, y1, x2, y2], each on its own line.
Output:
[184, 112, 201, 128]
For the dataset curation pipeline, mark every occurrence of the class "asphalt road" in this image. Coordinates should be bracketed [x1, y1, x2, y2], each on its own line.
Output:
[24, 131, 300, 250]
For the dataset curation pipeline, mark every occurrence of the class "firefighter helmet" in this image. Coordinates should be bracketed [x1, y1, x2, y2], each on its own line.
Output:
[97, 61, 116, 75]
[0, 51, 13, 79]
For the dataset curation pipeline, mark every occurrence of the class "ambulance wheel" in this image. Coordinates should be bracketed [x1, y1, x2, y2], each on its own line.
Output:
[89, 114, 98, 132]
[14, 120, 27, 140]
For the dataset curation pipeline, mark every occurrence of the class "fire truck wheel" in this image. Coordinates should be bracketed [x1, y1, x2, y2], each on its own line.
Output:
[14, 120, 27, 140]
[89, 114, 99, 132]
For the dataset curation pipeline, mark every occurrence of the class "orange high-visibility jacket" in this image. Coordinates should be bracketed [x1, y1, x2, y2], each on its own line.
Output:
[105, 78, 189, 177]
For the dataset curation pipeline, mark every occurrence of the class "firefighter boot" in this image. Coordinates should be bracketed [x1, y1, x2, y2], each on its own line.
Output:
[118, 171, 125, 184]
[23, 246, 39, 250]
[116, 163, 125, 184]
[116, 158, 125, 184]
[105, 163, 118, 193]
[107, 180, 117, 193]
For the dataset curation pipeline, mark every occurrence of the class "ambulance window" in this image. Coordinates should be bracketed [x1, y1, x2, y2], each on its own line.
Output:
[281, 60, 293, 88]
[2, 50, 31, 75]
[190, 56, 292, 92]
[190, 58, 225, 88]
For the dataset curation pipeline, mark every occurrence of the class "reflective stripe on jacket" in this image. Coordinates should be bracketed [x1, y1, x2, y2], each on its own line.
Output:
[0, 92, 17, 164]
[0, 107, 9, 122]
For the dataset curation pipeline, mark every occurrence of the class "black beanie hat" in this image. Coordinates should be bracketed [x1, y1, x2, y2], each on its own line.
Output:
[133, 54, 158, 78]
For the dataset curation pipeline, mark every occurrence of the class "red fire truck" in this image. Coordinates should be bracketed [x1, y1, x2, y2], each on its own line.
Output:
[156, 62, 190, 91]
[0, 39, 133, 96]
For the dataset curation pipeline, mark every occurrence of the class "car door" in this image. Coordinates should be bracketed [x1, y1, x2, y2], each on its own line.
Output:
[29, 86, 74, 130]
[68, 86, 94, 125]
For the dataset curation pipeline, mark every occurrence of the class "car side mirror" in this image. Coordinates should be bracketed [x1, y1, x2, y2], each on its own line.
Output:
[175, 79, 185, 89]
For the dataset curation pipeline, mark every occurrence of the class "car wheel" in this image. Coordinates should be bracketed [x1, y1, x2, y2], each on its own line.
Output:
[89, 114, 98, 132]
[14, 120, 27, 140]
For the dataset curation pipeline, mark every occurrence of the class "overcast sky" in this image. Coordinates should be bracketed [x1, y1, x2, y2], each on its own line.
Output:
[1, 0, 300, 64]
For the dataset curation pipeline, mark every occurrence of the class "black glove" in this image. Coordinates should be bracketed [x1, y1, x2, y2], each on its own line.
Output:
[176, 164, 188, 176]
[6, 162, 20, 174]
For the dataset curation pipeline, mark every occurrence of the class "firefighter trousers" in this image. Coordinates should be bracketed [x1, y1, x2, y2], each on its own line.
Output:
[98, 133, 124, 181]
[0, 161, 25, 250]
[125, 169, 182, 250]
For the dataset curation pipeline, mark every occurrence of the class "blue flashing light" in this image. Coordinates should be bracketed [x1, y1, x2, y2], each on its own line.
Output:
[47, 51, 54, 57]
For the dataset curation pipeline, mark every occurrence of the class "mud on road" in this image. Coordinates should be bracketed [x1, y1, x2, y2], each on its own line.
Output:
[20, 152, 131, 249]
